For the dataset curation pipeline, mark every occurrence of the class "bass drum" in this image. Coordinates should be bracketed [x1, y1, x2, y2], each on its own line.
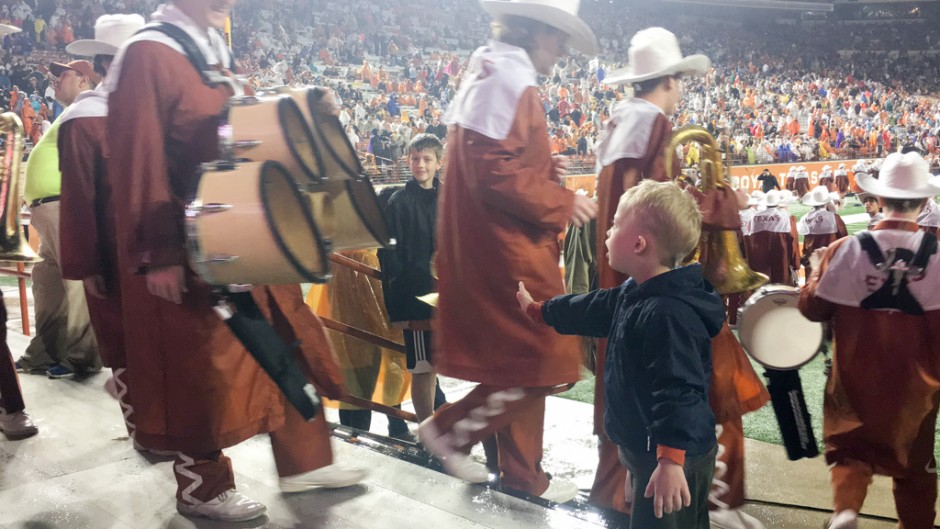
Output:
[218, 95, 322, 185]
[270, 86, 362, 181]
[738, 285, 824, 370]
[186, 160, 330, 285]
[306, 178, 393, 251]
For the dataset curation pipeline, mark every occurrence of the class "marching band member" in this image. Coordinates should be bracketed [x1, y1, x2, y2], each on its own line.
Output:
[104, 0, 365, 521]
[418, 0, 598, 503]
[818, 165, 835, 192]
[858, 192, 884, 230]
[745, 191, 800, 285]
[57, 12, 147, 447]
[834, 163, 850, 195]
[916, 196, 940, 236]
[800, 152, 940, 529]
[798, 186, 848, 279]
[590, 26, 709, 513]
[596, 28, 769, 528]
[793, 165, 811, 197]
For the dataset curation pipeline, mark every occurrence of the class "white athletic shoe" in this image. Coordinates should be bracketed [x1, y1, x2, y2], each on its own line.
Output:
[539, 478, 579, 504]
[710, 507, 766, 529]
[418, 419, 489, 483]
[0, 410, 38, 439]
[176, 489, 266, 522]
[828, 510, 859, 529]
[279, 462, 369, 493]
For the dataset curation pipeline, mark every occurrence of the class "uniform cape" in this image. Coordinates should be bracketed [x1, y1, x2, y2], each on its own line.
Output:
[442, 41, 537, 141]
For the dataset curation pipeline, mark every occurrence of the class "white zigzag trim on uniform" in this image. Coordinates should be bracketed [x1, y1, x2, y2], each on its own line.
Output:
[175, 453, 203, 505]
[452, 388, 526, 447]
[112, 368, 137, 439]
[709, 423, 730, 510]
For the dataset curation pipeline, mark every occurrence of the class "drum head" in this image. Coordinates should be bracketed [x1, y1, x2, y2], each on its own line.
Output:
[739, 286, 823, 370]
[260, 161, 331, 283]
[306, 89, 363, 179]
[277, 97, 323, 185]
[305, 178, 393, 251]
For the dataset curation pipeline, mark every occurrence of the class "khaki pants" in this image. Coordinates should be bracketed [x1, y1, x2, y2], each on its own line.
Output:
[19, 201, 99, 372]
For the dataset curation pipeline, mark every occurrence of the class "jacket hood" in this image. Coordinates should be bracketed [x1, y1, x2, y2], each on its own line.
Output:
[634, 264, 726, 338]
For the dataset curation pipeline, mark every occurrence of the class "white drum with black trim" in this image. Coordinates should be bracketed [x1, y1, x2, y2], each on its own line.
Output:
[186, 160, 330, 285]
[738, 285, 824, 370]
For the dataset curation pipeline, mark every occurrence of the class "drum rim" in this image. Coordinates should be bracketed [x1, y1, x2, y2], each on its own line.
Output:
[276, 96, 325, 185]
[342, 179, 394, 248]
[260, 160, 332, 284]
[305, 89, 364, 179]
[738, 287, 824, 371]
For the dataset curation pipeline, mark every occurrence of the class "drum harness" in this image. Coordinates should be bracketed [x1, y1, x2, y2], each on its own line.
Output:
[856, 230, 938, 316]
[136, 22, 321, 421]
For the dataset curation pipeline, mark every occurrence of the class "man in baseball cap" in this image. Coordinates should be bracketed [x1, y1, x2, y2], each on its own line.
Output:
[16, 57, 101, 379]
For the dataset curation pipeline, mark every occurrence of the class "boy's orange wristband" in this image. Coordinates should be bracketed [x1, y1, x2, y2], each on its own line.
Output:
[656, 445, 686, 467]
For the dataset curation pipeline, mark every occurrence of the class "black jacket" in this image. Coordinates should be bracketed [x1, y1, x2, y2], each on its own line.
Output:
[379, 178, 439, 322]
[541, 264, 723, 458]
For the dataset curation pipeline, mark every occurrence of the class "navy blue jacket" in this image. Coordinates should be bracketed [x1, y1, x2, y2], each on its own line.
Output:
[541, 264, 724, 458]
[379, 177, 439, 322]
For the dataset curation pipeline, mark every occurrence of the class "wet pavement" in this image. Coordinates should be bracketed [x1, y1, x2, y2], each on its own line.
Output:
[0, 285, 933, 528]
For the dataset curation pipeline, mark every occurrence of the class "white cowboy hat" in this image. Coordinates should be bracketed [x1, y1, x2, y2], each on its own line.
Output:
[480, 0, 597, 55]
[605, 27, 710, 85]
[66, 14, 145, 57]
[829, 192, 845, 209]
[838, 163, 845, 169]
[822, 165, 831, 172]
[747, 190, 766, 206]
[801, 186, 832, 207]
[856, 152, 940, 199]
[765, 190, 785, 207]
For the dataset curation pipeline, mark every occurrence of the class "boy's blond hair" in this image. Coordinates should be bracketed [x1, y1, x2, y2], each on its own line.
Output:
[616, 180, 702, 267]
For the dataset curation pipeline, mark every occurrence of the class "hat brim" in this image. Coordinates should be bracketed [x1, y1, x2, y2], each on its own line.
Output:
[856, 172, 940, 200]
[480, 0, 598, 55]
[605, 54, 710, 85]
[801, 194, 831, 207]
[66, 39, 118, 57]
[48, 62, 70, 77]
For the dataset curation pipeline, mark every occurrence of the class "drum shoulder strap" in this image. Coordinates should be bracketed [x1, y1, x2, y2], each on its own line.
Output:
[856, 231, 884, 267]
[911, 231, 938, 271]
[136, 23, 235, 85]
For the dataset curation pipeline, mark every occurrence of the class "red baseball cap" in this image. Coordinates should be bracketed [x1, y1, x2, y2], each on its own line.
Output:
[49, 60, 101, 84]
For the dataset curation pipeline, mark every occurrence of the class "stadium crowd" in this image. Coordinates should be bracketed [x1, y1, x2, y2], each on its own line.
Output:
[1, 0, 940, 171]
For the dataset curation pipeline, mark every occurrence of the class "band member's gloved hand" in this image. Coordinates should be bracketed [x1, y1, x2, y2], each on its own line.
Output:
[146, 265, 188, 304]
[83, 275, 107, 299]
[570, 194, 598, 227]
[645, 459, 691, 519]
[551, 155, 568, 184]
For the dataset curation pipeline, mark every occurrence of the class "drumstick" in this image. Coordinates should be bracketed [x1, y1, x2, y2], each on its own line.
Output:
[338, 394, 419, 423]
[329, 253, 383, 280]
[320, 315, 406, 354]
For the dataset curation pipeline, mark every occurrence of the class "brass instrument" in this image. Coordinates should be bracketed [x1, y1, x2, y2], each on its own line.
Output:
[0, 113, 39, 263]
[666, 126, 767, 295]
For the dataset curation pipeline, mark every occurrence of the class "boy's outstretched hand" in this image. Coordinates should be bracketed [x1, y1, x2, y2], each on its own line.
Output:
[644, 459, 691, 519]
[516, 281, 534, 313]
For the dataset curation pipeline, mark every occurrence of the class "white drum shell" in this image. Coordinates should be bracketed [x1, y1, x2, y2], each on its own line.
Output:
[738, 285, 824, 370]
[187, 162, 328, 285]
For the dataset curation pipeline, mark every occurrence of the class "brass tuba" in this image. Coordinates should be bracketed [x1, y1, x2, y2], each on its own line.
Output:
[0, 112, 39, 262]
[665, 126, 767, 295]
